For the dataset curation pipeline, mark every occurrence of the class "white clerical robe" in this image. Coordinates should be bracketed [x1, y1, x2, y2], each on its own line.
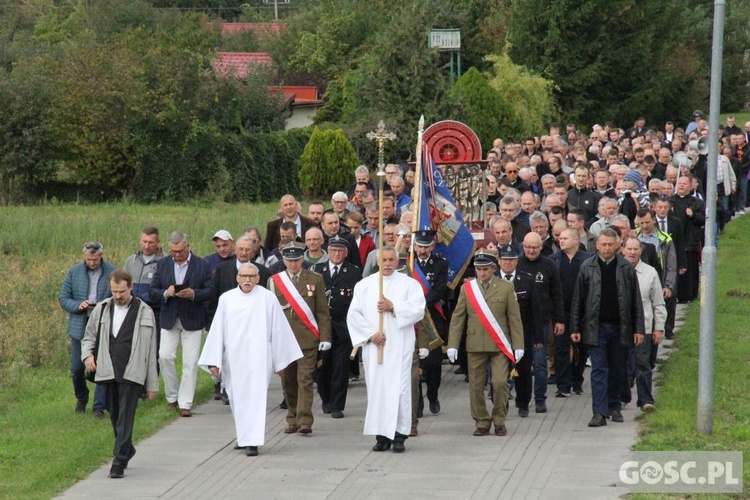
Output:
[347, 271, 425, 438]
[199, 286, 302, 446]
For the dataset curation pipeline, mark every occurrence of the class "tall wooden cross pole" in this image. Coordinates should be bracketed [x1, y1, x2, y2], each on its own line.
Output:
[367, 120, 397, 364]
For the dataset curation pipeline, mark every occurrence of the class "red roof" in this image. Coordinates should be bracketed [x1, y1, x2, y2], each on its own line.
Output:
[221, 23, 282, 37]
[212, 52, 273, 78]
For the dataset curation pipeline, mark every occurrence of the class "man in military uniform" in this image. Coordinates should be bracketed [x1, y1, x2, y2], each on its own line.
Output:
[413, 229, 449, 416]
[309, 236, 361, 419]
[269, 242, 332, 434]
[496, 245, 544, 418]
[447, 249, 524, 436]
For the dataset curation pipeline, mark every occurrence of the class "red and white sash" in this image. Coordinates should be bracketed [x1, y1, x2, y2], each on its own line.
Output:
[464, 279, 514, 363]
[272, 273, 320, 339]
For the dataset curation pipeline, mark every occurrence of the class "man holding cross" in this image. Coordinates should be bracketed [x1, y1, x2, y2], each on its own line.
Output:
[347, 246, 425, 453]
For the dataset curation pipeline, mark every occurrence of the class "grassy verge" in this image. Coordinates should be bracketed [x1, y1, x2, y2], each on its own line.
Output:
[633, 213, 750, 496]
[0, 201, 282, 497]
[0, 366, 213, 499]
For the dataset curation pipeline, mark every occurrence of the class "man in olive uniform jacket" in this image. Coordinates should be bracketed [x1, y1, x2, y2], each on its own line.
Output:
[309, 236, 361, 419]
[269, 242, 332, 434]
[447, 249, 524, 437]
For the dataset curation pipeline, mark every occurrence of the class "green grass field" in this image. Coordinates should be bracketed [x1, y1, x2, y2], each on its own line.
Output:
[633, 212, 750, 497]
[0, 201, 281, 498]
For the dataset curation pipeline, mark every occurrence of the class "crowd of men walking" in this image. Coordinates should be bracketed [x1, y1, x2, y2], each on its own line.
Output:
[59, 115, 745, 476]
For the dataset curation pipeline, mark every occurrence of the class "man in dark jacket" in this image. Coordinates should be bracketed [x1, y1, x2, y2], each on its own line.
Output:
[549, 228, 592, 397]
[670, 176, 705, 302]
[570, 228, 645, 427]
[150, 231, 214, 417]
[517, 232, 565, 413]
[497, 245, 543, 418]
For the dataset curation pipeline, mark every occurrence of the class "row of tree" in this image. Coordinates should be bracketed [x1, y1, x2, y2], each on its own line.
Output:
[0, 0, 748, 203]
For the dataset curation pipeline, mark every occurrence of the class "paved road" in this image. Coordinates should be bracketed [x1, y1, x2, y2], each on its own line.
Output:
[59, 308, 683, 500]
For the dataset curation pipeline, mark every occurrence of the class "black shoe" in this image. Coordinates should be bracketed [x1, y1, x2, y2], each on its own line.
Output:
[588, 413, 607, 427]
[245, 446, 259, 457]
[429, 401, 441, 415]
[331, 410, 344, 419]
[279, 399, 288, 410]
[555, 390, 572, 398]
[220, 389, 229, 405]
[572, 387, 584, 395]
[610, 409, 624, 423]
[392, 441, 406, 453]
[455, 367, 466, 375]
[213, 382, 222, 400]
[75, 401, 86, 414]
[372, 441, 391, 452]
[547, 374, 556, 385]
[464, 375, 469, 383]
[518, 407, 529, 418]
[92, 409, 105, 420]
[123, 446, 136, 469]
[322, 403, 332, 414]
[108, 465, 124, 479]
[535, 402, 547, 413]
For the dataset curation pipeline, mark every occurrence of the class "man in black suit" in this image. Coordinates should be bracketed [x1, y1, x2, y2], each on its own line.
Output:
[413, 229, 449, 416]
[653, 197, 686, 338]
[310, 236, 362, 419]
[150, 231, 214, 417]
[264, 194, 318, 251]
[670, 177, 705, 302]
[496, 245, 543, 417]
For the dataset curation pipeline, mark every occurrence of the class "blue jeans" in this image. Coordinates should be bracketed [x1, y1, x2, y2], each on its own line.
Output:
[532, 322, 550, 402]
[70, 338, 106, 411]
[588, 323, 626, 417]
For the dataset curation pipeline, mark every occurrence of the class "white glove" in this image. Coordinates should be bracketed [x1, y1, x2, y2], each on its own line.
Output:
[418, 348, 429, 359]
[514, 349, 525, 363]
[447, 348, 458, 363]
[318, 342, 332, 351]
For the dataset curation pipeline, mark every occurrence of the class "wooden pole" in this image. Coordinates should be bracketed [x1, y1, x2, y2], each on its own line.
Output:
[366, 121, 396, 365]
[377, 170, 385, 364]
[409, 115, 425, 274]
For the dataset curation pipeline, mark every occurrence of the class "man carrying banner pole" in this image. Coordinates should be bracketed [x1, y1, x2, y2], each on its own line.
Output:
[447, 249, 524, 436]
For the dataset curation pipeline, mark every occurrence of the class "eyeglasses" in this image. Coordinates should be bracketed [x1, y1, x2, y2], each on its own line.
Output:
[238, 274, 258, 279]
[83, 242, 102, 251]
[170, 247, 188, 254]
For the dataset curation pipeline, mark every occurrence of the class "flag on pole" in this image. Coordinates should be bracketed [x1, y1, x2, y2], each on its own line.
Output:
[417, 149, 475, 289]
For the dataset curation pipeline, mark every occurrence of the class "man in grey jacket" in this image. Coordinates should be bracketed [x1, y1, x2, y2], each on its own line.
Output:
[82, 269, 159, 479]
[570, 228, 645, 428]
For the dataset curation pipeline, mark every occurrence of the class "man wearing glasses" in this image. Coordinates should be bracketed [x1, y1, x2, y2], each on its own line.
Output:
[150, 231, 214, 417]
[199, 263, 302, 457]
[59, 241, 116, 418]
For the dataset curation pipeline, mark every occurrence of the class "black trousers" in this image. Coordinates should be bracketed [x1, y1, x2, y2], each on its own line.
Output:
[664, 295, 677, 335]
[316, 327, 353, 411]
[513, 352, 533, 409]
[554, 332, 589, 392]
[419, 347, 442, 405]
[677, 251, 700, 301]
[104, 381, 142, 468]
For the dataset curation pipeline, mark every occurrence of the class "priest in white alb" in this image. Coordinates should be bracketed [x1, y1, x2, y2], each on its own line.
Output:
[198, 263, 302, 457]
[347, 246, 425, 453]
